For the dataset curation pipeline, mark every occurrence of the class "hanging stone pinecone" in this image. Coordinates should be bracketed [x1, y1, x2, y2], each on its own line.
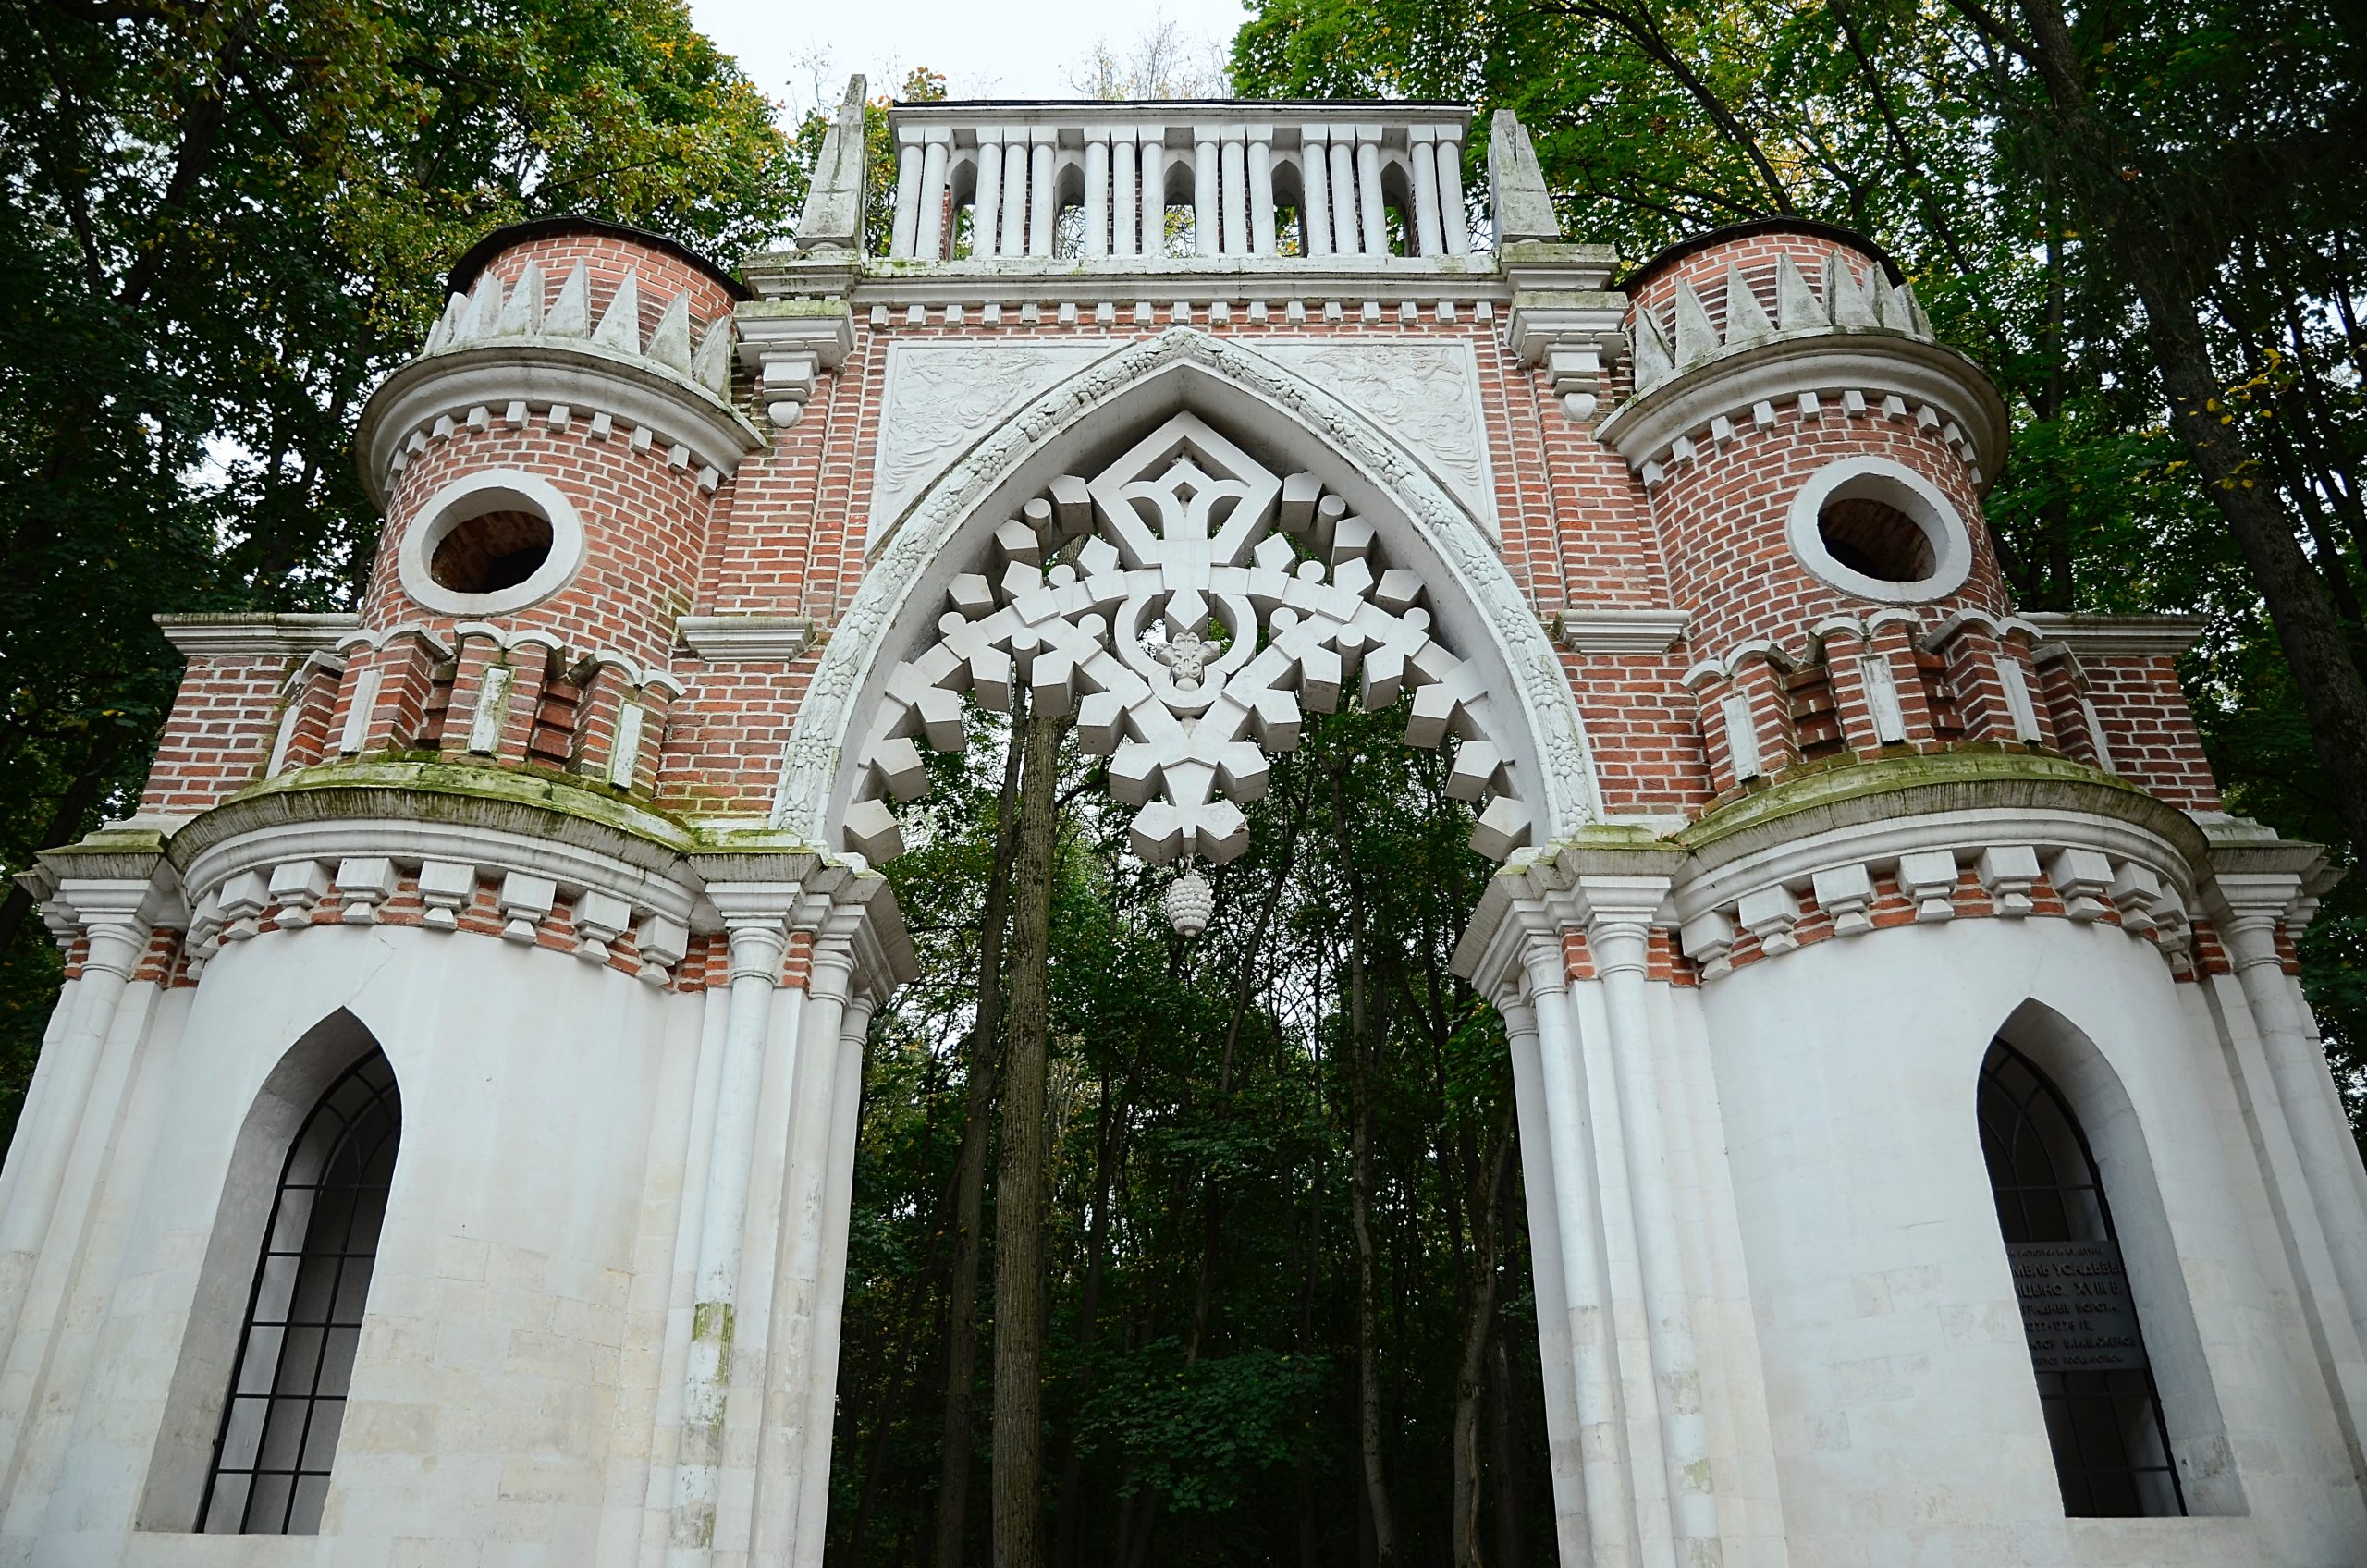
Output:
[1162, 865, 1214, 938]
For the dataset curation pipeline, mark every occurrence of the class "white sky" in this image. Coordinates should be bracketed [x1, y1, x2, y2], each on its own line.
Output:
[686, 0, 1254, 121]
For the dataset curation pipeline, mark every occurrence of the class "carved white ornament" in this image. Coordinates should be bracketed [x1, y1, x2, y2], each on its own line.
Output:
[839, 410, 1537, 868]
[869, 342, 1118, 545]
[771, 327, 1600, 857]
[1255, 340, 1498, 538]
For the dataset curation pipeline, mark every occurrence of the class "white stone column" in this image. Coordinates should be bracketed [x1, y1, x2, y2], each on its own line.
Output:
[2215, 875, 2367, 1457]
[752, 924, 860, 1563]
[1301, 129, 1333, 256]
[888, 135, 923, 258]
[1328, 138, 1359, 257]
[1140, 135, 1166, 255]
[1027, 132, 1056, 258]
[0, 882, 155, 1377]
[999, 141, 1029, 261]
[1220, 127, 1249, 254]
[1246, 128, 1276, 254]
[1355, 131, 1386, 256]
[1111, 127, 1139, 256]
[0, 882, 161, 1470]
[1502, 993, 1593, 1568]
[669, 902, 792, 1552]
[1586, 876, 1717, 1564]
[1519, 925, 1639, 1568]
[1409, 127, 1443, 255]
[1437, 133, 1471, 255]
[970, 130, 1003, 259]
[1193, 126, 1220, 256]
[913, 129, 950, 262]
[789, 989, 877, 1568]
[1084, 130, 1110, 257]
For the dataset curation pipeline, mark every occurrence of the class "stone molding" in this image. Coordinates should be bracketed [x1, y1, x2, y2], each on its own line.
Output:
[676, 615, 821, 662]
[154, 613, 362, 661]
[1597, 331, 2008, 485]
[735, 300, 856, 428]
[870, 341, 1121, 540]
[1554, 607, 1692, 655]
[2021, 611, 2208, 660]
[770, 325, 1603, 856]
[767, 253, 1503, 314]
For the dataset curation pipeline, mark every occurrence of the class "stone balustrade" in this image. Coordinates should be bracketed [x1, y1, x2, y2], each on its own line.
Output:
[885, 103, 1472, 263]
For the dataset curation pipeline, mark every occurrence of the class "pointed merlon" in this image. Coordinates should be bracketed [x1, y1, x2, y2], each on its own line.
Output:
[1826, 253, 1877, 326]
[1487, 109, 1561, 244]
[546, 262, 591, 337]
[496, 261, 544, 337]
[1673, 277, 1720, 364]
[1888, 281, 1932, 338]
[465, 273, 505, 340]
[1774, 252, 1826, 330]
[646, 292, 693, 374]
[693, 319, 734, 396]
[1630, 307, 1674, 394]
[425, 291, 469, 354]
[593, 269, 642, 355]
[794, 74, 871, 253]
[1723, 265, 1774, 346]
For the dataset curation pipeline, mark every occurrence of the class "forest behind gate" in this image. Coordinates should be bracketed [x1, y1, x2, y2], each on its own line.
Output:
[3, 0, 2364, 1562]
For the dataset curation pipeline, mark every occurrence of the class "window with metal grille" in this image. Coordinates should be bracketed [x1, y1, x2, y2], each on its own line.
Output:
[198, 1049, 400, 1533]
[1979, 1038, 2185, 1516]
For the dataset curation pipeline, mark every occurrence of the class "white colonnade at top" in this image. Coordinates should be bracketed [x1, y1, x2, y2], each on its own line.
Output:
[886, 113, 1471, 262]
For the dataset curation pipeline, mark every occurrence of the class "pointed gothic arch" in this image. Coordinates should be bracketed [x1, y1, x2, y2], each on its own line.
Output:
[139, 1010, 404, 1535]
[773, 326, 1601, 865]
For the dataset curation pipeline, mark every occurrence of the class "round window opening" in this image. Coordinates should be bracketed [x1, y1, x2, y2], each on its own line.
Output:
[1817, 495, 1934, 583]
[398, 470, 586, 616]
[428, 508, 555, 595]
[1785, 457, 1973, 603]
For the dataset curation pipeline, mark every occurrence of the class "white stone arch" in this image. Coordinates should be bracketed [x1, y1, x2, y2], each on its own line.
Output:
[772, 325, 1602, 864]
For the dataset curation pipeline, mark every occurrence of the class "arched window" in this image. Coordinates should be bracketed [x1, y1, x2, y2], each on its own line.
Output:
[197, 1049, 401, 1533]
[1978, 1038, 2185, 1517]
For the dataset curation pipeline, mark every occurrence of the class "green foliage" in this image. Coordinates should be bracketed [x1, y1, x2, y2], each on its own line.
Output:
[828, 702, 1550, 1562]
[1078, 1341, 1329, 1513]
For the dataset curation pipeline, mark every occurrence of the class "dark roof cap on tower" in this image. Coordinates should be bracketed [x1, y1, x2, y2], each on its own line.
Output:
[445, 216, 752, 302]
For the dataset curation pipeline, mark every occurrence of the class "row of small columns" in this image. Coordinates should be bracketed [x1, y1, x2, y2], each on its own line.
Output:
[889, 122, 1470, 262]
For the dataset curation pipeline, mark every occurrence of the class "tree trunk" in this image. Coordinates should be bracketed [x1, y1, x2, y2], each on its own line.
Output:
[1451, 1108, 1515, 1568]
[931, 712, 1027, 1568]
[990, 698, 1069, 1568]
[2009, 0, 2367, 851]
[1335, 772, 1398, 1567]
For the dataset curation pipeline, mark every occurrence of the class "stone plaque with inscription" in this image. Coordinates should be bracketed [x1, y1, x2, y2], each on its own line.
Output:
[2008, 1238, 2149, 1372]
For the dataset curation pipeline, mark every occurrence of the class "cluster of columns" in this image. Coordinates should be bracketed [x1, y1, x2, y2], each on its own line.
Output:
[887, 120, 1470, 262]
[657, 871, 892, 1568]
[1476, 873, 1728, 1568]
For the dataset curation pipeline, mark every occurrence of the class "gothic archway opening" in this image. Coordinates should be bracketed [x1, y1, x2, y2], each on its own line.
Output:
[816, 388, 1567, 1562]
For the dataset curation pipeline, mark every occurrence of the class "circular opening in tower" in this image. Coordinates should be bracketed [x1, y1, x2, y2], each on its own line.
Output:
[399, 470, 588, 615]
[428, 508, 555, 595]
[1816, 495, 1933, 584]
[1785, 457, 1973, 604]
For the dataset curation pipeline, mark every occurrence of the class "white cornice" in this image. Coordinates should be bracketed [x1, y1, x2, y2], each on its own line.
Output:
[1555, 608, 1692, 655]
[677, 615, 820, 661]
[2022, 612, 2207, 659]
[1596, 331, 2008, 483]
[799, 254, 1505, 312]
[355, 341, 767, 507]
[155, 613, 362, 660]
